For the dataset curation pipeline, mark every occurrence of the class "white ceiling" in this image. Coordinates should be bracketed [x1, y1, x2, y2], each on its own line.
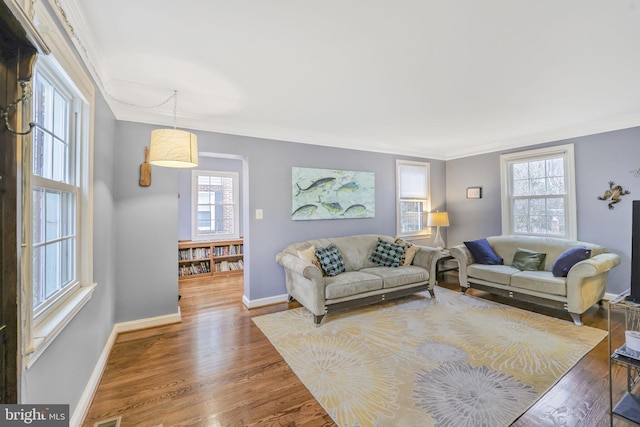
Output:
[63, 0, 640, 160]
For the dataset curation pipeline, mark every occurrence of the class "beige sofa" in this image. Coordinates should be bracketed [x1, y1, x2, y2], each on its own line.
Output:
[276, 234, 443, 325]
[450, 235, 621, 325]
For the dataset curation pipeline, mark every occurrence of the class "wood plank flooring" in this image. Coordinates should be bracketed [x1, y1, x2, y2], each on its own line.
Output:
[83, 275, 631, 426]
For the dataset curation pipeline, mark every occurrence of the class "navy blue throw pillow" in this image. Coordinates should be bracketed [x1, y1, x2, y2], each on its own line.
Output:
[463, 238, 503, 265]
[552, 246, 591, 277]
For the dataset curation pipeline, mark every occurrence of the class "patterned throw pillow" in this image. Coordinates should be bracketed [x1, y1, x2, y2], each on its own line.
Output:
[315, 244, 346, 276]
[394, 238, 419, 265]
[370, 238, 405, 267]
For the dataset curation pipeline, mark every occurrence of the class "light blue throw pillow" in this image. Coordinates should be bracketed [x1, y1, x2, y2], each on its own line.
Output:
[315, 244, 346, 276]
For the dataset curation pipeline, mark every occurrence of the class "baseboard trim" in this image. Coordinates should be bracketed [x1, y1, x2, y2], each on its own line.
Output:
[604, 292, 618, 301]
[113, 310, 182, 334]
[242, 293, 288, 309]
[71, 311, 182, 427]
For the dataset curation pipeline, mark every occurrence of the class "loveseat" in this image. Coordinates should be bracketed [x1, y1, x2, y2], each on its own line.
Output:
[276, 234, 443, 325]
[450, 235, 621, 325]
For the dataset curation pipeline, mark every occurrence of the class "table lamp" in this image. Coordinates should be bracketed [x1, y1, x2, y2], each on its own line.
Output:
[427, 211, 449, 250]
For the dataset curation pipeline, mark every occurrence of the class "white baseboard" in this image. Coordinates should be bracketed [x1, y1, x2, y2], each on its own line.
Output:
[71, 311, 182, 427]
[242, 293, 288, 309]
[113, 310, 182, 334]
[604, 292, 619, 301]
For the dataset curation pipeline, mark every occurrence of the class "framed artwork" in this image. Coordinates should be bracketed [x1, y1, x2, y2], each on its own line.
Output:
[466, 186, 482, 199]
[292, 167, 375, 220]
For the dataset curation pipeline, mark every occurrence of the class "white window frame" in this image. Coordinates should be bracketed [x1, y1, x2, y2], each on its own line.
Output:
[191, 170, 240, 241]
[500, 144, 577, 240]
[21, 0, 95, 369]
[396, 160, 431, 238]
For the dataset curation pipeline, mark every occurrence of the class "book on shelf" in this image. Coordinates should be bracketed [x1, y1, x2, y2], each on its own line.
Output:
[178, 260, 211, 276]
[215, 260, 244, 272]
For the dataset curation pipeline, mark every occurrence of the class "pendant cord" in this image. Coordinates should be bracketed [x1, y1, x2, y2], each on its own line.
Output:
[173, 90, 178, 129]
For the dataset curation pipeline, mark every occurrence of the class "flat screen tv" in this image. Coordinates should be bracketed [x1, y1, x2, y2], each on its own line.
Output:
[626, 200, 640, 303]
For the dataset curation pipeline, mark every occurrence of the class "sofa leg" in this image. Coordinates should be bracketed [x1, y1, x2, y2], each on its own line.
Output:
[461, 286, 468, 295]
[569, 312, 583, 326]
[598, 299, 604, 307]
[428, 289, 435, 298]
[314, 314, 324, 326]
[287, 295, 295, 303]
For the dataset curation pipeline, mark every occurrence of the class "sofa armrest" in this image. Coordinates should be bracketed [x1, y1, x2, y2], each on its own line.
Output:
[566, 252, 621, 314]
[275, 252, 326, 316]
[276, 252, 323, 280]
[449, 245, 472, 287]
[410, 245, 445, 288]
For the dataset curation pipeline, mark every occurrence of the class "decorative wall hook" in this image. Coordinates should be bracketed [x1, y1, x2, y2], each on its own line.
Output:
[1, 80, 35, 136]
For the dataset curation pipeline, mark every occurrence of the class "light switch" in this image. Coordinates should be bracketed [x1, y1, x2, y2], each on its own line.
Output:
[256, 209, 263, 219]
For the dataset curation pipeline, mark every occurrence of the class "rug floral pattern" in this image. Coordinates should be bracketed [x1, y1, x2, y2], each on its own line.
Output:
[253, 287, 607, 427]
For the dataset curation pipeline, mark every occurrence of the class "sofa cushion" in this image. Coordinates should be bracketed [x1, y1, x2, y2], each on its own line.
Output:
[464, 238, 503, 265]
[511, 271, 567, 296]
[315, 244, 346, 277]
[369, 238, 405, 267]
[361, 265, 429, 288]
[467, 264, 519, 285]
[511, 248, 546, 271]
[325, 271, 383, 299]
[552, 246, 592, 277]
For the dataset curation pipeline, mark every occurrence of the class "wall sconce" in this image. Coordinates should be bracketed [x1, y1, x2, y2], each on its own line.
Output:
[149, 91, 198, 168]
[427, 211, 450, 250]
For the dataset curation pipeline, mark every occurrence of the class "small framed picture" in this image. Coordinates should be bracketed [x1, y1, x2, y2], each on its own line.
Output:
[466, 186, 482, 199]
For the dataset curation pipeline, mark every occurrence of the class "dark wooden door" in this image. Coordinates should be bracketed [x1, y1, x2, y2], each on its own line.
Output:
[0, 3, 38, 403]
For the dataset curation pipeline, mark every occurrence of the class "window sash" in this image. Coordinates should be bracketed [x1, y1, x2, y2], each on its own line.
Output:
[192, 171, 239, 240]
[396, 160, 430, 237]
[501, 144, 576, 239]
[30, 64, 80, 321]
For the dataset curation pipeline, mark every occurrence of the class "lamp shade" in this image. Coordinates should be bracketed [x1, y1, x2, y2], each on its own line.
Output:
[427, 211, 450, 227]
[149, 129, 198, 168]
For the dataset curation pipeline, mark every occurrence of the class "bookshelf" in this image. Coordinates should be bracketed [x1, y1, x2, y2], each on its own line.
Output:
[178, 238, 244, 281]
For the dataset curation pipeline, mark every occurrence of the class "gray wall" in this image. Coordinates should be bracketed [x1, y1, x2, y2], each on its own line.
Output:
[23, 93, 117, 412]
[114, 122, 181, 321]
[447, 126, 640, 295]
[115, 121, 445, 308]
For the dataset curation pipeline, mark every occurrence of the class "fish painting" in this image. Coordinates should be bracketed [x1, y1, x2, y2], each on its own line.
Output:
[335, 181, 358, 193]
[292, 167, 375, 220]
[342, 204, 367, 217]
[318, 197, 343, 214]
[292, 204, 318, 217]
[295, 177, 336, 196]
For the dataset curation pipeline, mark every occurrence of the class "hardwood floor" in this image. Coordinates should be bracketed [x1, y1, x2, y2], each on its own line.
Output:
[83, 275, 630, 426]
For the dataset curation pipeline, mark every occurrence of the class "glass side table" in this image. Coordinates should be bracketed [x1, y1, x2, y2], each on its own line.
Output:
[609, 290, 640, 426]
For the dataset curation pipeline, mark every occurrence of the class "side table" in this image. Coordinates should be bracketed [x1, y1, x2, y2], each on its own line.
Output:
[436, 250, 458, 283]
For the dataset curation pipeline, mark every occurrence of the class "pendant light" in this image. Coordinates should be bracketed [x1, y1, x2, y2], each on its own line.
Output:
[149, 90, 198, 168]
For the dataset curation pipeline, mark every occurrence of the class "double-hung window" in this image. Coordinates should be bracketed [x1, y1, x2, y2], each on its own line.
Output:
[396, 160, 430, 237]
[500, 144, 577, 240]
[31, 66, 78, 316]
[192, 171, 239, 240]
[23, 32, 95, 367]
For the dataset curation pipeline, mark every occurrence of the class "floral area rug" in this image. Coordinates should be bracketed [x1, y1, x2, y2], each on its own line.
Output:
[252, 286, 607, 427]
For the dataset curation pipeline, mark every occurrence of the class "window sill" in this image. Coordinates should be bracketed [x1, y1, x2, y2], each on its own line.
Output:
[24, 283, 97, 369]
